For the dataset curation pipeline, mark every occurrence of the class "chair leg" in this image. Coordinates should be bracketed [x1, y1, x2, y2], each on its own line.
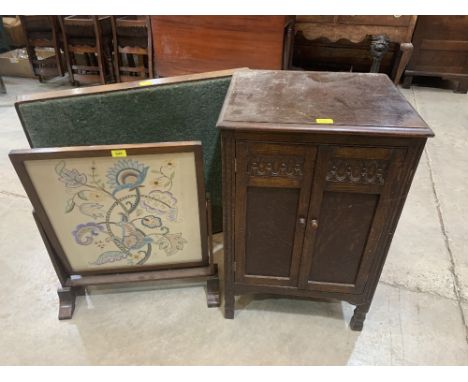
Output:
[58, 16, 75, 85]
[111, 16, 121, 82]
[93, 16, 106, 84]
[103, 43, 114, 83]
[146, 16, 154, 78]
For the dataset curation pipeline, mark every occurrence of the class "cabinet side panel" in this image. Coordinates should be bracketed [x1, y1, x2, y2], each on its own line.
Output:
[309, 191, 379, 284]
[245, 187, 299, 277]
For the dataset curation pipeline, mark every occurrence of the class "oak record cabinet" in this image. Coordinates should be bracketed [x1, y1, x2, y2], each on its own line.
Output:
[217, 69, 434, 330]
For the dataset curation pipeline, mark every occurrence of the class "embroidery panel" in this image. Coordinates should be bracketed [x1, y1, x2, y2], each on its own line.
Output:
[25, 152, 202, 271]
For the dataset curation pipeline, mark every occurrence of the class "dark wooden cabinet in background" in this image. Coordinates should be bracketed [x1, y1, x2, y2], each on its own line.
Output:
[217, 70, 434, 330]
[404, 16, 468, 93]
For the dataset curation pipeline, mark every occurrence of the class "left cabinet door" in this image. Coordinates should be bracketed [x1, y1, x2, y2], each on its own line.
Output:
[234, 141, 317, 287]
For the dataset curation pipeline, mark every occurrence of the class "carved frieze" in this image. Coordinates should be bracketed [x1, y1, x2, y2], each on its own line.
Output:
[326, 158, 388, 185]
[247, 156, 304, 178]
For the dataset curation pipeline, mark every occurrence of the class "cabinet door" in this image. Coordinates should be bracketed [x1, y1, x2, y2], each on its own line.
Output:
[298, 146, 405, 294]
[234, 141, 317, 287]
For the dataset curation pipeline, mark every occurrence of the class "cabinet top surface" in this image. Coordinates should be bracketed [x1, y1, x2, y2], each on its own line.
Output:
[217, 70, 434, 138]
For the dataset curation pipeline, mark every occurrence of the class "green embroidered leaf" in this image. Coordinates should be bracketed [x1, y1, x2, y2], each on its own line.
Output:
[156, 233, 187, 256]
[77, 191, 88, 200]
[91, 251, 128, 265]
[65, 199, 75, 213]
[78, 203, 104, 219]
[55, 160, 65, 176]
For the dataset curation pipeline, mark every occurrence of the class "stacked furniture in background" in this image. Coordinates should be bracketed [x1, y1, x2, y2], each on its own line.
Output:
[403, 16, 468, 93]
[19, 16, 64, 82]
[111, 16, 154, 82]
[2, 16, 27, 48]
[59, 16, 115, 85]
[293, 16, 417, 84]
[6, 15, 154, 85]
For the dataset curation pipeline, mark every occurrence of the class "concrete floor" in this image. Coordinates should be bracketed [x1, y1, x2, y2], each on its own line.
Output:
[0, 76, 467, 365]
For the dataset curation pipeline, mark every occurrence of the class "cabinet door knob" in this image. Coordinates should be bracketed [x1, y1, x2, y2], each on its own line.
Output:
[299, 217, 306, 225]
[310, 219, 319, 230]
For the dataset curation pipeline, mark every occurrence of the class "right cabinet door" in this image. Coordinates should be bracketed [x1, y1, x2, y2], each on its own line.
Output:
[298, 145, 406, 294]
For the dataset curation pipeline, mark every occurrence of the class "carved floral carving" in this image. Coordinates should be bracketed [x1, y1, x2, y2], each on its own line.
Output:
[326, 158, 388, 185]
[247, 156, 304, 178]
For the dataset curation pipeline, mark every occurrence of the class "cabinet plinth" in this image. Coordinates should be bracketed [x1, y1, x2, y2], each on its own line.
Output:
[217, 70, 434, 330]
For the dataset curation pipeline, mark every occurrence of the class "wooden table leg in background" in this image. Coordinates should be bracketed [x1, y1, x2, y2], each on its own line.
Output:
[455, 79, 468, 94]
[394, 42, 414, 85]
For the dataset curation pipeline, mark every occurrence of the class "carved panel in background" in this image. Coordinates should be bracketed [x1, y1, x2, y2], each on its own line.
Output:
[247, 156, 304, 178]
[326, 158, 388, 185]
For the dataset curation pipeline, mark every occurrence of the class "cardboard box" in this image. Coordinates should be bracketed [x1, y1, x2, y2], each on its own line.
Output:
[0, 48, 56, 78]
[2, 16, 27, 47]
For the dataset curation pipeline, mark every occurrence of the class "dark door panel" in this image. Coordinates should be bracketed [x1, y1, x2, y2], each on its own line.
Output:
[299, 145, 405, 293]
[245, 187, 300, 277]
[234, 141, 317, 287]
[308, 191, 379, 284]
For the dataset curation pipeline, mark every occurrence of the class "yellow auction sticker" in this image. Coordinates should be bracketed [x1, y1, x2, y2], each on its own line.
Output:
[139, 80, 154, 86]
[111, 149, 127, 158]
[315, 118, 334, 124]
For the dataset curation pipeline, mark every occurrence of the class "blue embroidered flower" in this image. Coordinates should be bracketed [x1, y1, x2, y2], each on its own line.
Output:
[72, 222, 104, 245]
[106, 159, 149, 195]
[141, 215, 162, 229]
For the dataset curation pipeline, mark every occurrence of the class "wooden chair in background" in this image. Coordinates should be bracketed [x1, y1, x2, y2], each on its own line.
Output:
[19, 16, 64, 82]
[111, 16, 154, 82]
[59, 16, 114, 86]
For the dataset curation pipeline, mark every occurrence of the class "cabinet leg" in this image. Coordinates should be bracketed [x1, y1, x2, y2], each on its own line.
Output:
[402, 75, 413, 89]
[0, 76, 6, 94]
[350, 303, 371, 331]
[57, 287, 77, 320]
[206, 277, 221, 308]
[454, 80, 468, 94]
[224, 292, 235, 319]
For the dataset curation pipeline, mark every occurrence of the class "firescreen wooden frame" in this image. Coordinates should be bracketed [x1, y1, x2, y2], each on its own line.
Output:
[10, 141, 220, 319]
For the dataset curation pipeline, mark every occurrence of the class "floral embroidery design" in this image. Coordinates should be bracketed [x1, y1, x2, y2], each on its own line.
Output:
[55, 158, 187, 267]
